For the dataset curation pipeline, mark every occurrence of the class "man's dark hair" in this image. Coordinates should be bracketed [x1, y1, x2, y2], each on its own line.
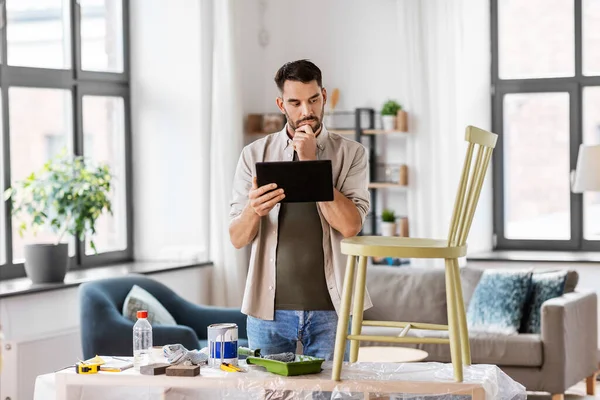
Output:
[274, 59, 322, 92]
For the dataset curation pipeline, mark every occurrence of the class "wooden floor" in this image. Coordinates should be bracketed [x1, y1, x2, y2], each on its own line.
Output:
[528, 380, 599, 399]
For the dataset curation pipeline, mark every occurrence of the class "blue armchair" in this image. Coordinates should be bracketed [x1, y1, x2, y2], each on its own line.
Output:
[79, 274, 248, 360]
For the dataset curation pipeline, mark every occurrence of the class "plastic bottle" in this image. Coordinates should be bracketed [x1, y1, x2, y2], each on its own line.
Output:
[133, 310, 152, 370]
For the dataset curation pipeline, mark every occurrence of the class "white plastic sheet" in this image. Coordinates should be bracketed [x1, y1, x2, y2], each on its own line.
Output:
[35, 361, 526, 400]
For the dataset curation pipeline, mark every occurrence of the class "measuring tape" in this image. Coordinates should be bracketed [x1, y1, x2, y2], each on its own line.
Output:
[76, 362, 102, 374]
[75, 355, 105, 374]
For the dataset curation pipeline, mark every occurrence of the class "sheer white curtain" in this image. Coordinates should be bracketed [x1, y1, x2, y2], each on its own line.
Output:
[200, 0, 247, 306]
[396, 0, 493, 263]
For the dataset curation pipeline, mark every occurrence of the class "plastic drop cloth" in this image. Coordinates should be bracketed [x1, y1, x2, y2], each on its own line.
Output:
[34, 361, 526, 400]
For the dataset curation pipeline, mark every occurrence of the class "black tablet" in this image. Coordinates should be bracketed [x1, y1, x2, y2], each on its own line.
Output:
[255, 160, 334, 203]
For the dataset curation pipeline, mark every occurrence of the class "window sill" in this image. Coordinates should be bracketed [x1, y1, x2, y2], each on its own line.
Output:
[467, 250, 600, 264]
[0, 260, 213, 299]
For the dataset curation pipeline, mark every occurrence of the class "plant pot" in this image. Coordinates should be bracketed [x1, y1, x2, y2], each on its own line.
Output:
[382, 115, 396, 131]
[24, 243, 69, 283]
[381, 222, 397, 237]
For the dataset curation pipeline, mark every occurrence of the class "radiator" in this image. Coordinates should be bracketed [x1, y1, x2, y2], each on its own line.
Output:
[1, 329, 82, 400]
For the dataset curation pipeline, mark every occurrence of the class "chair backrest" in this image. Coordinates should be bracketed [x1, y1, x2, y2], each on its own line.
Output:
[447, 126, 498, 247]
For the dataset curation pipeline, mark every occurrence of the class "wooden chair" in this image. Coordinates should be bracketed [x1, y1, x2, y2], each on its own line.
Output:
[331, 125, 498, 382]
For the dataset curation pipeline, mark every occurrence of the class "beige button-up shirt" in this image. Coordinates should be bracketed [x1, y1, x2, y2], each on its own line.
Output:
[229, 125, 372, 320]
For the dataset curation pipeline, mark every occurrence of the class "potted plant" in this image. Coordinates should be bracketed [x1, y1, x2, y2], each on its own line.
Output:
[381, 100, 402, 131]
[3, 150, 113, 283]
[381, 209, 397, 237]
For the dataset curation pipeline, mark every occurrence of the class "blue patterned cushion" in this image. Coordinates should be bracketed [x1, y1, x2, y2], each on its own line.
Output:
[467, 270, 532, 334]
[520, 271, 568, 334]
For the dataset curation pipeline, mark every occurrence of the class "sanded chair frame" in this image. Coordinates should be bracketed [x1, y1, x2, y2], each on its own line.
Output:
[331, 126, 498, 382]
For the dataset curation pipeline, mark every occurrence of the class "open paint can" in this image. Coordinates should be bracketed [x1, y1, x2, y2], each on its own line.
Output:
[208, 323, 238, 367]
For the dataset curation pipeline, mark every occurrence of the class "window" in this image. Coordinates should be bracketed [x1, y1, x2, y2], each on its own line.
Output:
[583, 87, 600, 240]
[0, 0, 130, 280]
[0, 95, 4, 266]
[80, 0, 124, 72]
[82, 95, 127, 255]
[7, 0, 72, 69]
[502, 93, 571, 241]
[498, 0, 574, 79]
[9, 87, 74, 261]
[492, 0, 600, 251]
[583, 0, 600, 76]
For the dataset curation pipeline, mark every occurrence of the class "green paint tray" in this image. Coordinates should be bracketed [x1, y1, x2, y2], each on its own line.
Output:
[246, 355, 325, 376]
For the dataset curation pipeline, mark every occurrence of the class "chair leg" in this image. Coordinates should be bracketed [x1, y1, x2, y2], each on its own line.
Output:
[445, 258, 463, 382]
[451, 258, 471, 365]
[332, 255, 357, 381]
[350, 256, 368, 363]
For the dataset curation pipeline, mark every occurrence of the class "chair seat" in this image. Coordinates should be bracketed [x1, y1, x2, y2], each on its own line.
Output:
[341, 236, 467, 259]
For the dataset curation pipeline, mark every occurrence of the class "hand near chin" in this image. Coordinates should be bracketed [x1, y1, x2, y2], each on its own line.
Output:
[293, 125, 317, 161]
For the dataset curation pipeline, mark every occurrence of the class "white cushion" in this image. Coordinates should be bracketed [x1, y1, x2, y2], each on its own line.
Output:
[122, 285, 177, 326]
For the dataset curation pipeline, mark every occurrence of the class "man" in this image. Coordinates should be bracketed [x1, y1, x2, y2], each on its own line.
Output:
[229, 59, 371, 360]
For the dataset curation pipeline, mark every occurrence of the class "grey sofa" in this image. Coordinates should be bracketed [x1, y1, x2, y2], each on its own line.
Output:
[361, 266, 598, 398]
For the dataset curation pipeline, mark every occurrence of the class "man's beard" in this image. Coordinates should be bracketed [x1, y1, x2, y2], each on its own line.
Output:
[285, 105, 324, 133]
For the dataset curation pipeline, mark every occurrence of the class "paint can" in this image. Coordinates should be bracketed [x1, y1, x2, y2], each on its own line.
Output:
[208, 323, 238, 367]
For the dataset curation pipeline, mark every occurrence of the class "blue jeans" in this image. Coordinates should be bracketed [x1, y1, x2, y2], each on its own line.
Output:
[247, 310, 350, 361]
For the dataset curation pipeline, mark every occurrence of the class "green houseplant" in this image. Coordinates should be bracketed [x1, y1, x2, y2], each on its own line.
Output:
[381, 100, 403, 131]
[3, 150, 113, 283]
[381, 208, 396, 237]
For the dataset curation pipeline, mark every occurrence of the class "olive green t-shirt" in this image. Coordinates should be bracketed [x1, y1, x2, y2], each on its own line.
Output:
[274, 153, 335, 311]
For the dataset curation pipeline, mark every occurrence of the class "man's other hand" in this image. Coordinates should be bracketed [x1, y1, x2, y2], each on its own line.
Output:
[249, 177, 285, 216]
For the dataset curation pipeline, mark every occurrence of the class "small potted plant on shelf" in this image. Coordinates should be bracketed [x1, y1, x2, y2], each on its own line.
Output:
[381, 209, 397, 237]
[381, 100, 402, 131]
[3, 150, 114, 284]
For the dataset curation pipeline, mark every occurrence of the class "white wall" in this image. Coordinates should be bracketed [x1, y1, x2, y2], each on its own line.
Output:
[236, 0, 494, 254]
[130, 0, 209, 261]
[238, 0, 402, 114]
[458, 0, 495, 254]
[236, 0, 411, 245]
[0, 267, 213, 400]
